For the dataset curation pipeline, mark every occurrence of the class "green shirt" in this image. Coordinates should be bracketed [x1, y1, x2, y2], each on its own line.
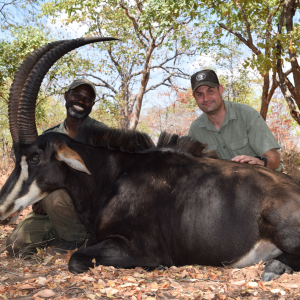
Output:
[188, 100, 282, 170]
[43, 116, 108, 135]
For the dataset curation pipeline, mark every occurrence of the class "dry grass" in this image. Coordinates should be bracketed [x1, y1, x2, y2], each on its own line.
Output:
[0, 158, 14, 188]
[280, 149, 300, 177]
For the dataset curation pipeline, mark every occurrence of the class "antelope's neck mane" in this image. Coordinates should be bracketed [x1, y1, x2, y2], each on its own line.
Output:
[74, 125, 218, 159]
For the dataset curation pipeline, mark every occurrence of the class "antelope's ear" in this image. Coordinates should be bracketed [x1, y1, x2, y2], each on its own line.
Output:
[56, 143, 91, 175]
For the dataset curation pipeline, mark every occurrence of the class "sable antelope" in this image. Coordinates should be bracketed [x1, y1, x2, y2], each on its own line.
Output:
[1, 37, 300, 281]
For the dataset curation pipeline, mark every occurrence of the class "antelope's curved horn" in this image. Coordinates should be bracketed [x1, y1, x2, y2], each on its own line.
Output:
[17, 37, 119, 144]
[8, 40, 69, 144]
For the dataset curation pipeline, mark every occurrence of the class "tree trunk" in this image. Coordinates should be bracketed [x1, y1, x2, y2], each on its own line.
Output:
[276, 0, 300, 125]
[119, 76, 134, 130]
[260, 72, 270, 120]
[277, 79, 300, 125]
[260, 70, 278, 120]
[120, 106, 129, 130]
[285, 0, 300, 109]
[260, 23, 274, 120]
[277, 59, 300, 124]
[277, 47, 300, 124]
[129, 45, 154, 130]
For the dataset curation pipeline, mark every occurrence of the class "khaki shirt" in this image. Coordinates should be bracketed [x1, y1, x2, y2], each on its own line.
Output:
[188, 100, 282, 170]
[43, 116, 108, 135]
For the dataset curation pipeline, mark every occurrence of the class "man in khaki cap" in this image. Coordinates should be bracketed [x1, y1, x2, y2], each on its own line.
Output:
[6, 79, 108, 256]
[188, 69, 282, 170]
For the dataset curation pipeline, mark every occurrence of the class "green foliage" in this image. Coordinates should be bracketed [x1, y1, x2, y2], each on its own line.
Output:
[0, 26, 50, 87]
[145, 0, 300, 75]
[211, 42, 261, 108]
[90, 97, 121, 129]
[35, 95, 66, 134]
[42, 0, 201, 129]
[143, 0, 222, 53]
[144, 0, 300, 127]
[0, 25, 94, 90]
[42, 0, 197, 69]
[0, 24, 101, 155]
[0, 83, 10, 139]
[220, 71, 259, 106]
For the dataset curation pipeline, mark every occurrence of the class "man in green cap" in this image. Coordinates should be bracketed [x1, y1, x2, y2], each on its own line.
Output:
[6, 78, 108, 256]
[188, 69, 282, 170]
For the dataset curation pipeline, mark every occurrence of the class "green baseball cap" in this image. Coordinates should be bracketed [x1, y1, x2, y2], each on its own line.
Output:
[68, 78, 97, 97]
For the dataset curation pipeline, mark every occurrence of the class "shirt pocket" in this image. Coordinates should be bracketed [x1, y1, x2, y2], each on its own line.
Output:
[229, 138, 249, 155]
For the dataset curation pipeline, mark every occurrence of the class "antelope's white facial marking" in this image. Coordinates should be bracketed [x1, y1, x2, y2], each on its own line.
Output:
[0, 157, 47, 220]
[20, 155, 28, 180]
[14, 179, 48, 213]
[231, 241, 282, 268]
[0, 156, 29, 215]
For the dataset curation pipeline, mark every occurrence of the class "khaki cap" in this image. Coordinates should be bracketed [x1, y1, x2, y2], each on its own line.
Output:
[68, 78, 97, 97]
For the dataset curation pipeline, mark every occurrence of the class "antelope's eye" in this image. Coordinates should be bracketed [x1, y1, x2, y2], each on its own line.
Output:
[29, 155, 40, 164]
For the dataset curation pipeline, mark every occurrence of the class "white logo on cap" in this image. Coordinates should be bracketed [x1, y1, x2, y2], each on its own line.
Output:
[196, 73, 206, 81]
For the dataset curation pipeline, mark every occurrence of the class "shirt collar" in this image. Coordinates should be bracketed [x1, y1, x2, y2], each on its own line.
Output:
[61, 120, 68, 135]
[63, 116, 91, 135]
[222, 100, 237, 127]
[197, 100, 237, 131]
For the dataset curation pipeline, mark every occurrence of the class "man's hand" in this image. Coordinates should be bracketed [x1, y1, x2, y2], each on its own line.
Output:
[231, 155, 264, 166]
[32, 201, 47, 215]
[231, 148, 281, 170]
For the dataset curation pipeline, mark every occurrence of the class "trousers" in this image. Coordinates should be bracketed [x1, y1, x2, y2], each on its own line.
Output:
[5, 189, 86, 256]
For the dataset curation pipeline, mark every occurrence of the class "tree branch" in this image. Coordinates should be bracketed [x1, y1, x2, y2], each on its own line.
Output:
[264, 71, 278, 113]
[154, 18, 191, 48]
[144, 75, 173, 93]
[107, 45, 123, 78]
[218, 23, 261, 56]
[119, 1, 149, 48]
[266, 0, 284, 26]
[94, 93, 115, 103]
[135, 0, 144, 13]
[130, 49, 195, 78]
[234, 1, 253, 46]
[0, 1, 15, 13]
[77, 73, 118, 94]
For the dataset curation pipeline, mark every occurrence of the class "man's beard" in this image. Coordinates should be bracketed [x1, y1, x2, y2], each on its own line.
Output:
[67, 101, 90, 119]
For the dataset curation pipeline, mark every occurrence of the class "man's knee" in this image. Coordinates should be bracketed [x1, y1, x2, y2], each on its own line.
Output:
[41, 189, 85, 237]
[53, 189, 74, 208]
[42, 189, 83, 230]
[42, 189, 74, 216]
